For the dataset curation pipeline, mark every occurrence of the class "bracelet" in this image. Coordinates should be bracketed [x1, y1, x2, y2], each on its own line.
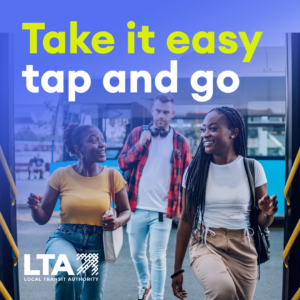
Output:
[171, 269, 184, 279]
[263, 212, 271, 218]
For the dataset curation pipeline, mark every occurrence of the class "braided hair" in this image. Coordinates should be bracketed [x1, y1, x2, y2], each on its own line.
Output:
[63, 123, 97, 157]
[184, 106, 247, 237]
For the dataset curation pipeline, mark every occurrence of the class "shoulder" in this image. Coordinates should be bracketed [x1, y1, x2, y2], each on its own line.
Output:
[51, 166, 69, 177]
[174, 129, 189, 144]
[47, 167, 68, 190]
[113, 168, 123, 178]
[131, 126, 143, 135]
[253, 159, 265, 173]
[183, 165, 190, 176]
[250, 159, 267, 186]
[126, 127, 143, 142]
[107, 167, 123, 179]
[112, 168, 127, 191]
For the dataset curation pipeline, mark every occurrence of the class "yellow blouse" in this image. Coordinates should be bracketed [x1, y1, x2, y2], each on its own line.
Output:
[47, 165, 126, 226]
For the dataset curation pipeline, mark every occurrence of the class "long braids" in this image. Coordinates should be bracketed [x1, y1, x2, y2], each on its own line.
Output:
[184, 106, 247, 237]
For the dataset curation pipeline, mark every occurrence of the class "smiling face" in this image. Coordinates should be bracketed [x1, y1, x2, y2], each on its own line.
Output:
[75, 127, 107, 163]
[200, 110, 239, 156]
[151, 100, 175, 130]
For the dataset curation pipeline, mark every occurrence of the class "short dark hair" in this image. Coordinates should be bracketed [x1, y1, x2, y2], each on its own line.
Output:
[153, 93, 175, 105]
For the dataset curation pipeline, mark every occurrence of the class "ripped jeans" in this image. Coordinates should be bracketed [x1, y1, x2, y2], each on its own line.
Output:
[45, 224, 108, 300]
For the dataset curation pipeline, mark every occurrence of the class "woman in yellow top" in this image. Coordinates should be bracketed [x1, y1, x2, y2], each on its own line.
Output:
[27, 123, 131, 300]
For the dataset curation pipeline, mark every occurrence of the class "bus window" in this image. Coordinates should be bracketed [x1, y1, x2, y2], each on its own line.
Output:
[247, 116, 285, 157]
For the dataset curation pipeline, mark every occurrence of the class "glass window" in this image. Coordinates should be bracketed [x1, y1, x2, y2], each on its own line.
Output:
[103, 118, 130, 160]
[170, 119, 203, 155]
[247, 116, 285, 157]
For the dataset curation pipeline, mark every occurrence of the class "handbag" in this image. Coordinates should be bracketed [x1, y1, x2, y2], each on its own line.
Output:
[243, 158, 270, 265]
[103, 169, 123, 263]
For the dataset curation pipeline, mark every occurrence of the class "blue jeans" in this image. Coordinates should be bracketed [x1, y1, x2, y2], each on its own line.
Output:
[127, 209, 173, 300]
[45, 224, 108, 300]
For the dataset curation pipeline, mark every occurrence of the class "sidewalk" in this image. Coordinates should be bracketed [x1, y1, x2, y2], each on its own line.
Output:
[17, 210, 283, 300]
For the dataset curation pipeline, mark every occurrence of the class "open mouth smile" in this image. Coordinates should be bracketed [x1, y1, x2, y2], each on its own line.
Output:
[204, 140, 215, 146]
[96, 151, 106, 155]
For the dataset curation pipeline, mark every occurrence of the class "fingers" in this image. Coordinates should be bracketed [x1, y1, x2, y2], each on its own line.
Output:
[28, 193, 42, 202]
[146, 131, 151, 138]
[172, 285, 187, 299]
[270, 195, 277, 201]
[172, 282, 183, 300]
[102, 215, 114, 220]
[28, 204, 39, 209]
[27, 201, 39, 209]
[172, 276, 187, 299]
[102, 216, 116, 231]
[28, 193, 41, 209]
[29, 192, 39, 200]
[259, 194, 278, 216]
[258, 194, 269, 206]
[268, 198, 278, 214]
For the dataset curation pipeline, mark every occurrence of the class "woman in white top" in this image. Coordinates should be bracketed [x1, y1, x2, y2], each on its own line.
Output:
[171, 107, 278, 300]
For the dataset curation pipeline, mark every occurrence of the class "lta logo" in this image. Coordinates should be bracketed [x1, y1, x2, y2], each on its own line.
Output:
[24, 253, 99, 276]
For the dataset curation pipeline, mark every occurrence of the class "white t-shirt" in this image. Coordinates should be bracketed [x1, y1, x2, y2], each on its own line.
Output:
[137, 129, 174, 212]
[182, 155, 267, 229]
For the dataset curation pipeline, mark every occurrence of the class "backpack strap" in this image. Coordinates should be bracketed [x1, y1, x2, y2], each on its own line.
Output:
[243, 158, 256, 209]
[108, 169, 115, 210]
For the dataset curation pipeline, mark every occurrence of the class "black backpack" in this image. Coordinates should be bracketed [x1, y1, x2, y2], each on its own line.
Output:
[243, 158, 271, 266]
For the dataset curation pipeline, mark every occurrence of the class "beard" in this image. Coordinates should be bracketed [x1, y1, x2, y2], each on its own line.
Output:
[154, 119, 167, 129]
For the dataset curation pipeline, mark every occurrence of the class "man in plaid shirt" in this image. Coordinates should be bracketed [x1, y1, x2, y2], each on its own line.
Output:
[118, 94, 191, 300]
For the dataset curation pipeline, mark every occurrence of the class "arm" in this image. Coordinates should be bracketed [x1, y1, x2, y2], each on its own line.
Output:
[255, 183, 278, 228]
[172, 188, 191, 299]
[117, 129, 150, 171]
[28, 184, 59, 225]
[102, 186, 131, 231]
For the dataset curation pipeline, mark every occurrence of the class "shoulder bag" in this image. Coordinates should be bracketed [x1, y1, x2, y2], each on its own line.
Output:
[103, 169, 123, 263]
[243, 158, 270, 265]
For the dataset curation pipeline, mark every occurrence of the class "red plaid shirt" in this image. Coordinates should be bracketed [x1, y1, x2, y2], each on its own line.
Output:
[117, 125, 192, 219]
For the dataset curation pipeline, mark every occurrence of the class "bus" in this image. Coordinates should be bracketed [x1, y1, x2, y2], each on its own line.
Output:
[51, 47, 286, 217]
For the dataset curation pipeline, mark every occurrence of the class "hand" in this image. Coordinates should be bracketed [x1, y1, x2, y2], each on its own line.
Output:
[28, 193, 43, 210]
[172, 273, 187, 299]
[102, 214, 120, 231]
[173, 214, 182, 222]
[258, 194, 278, 216]
[139, 130, 151, 147]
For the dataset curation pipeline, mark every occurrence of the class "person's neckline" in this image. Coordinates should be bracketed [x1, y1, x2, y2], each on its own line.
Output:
[210, 155, 242, 168]
[150, 124, 172, 131]
[69, 164, 107, 178]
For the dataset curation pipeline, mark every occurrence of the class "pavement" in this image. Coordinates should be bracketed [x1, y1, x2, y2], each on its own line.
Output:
[16, 208, 284, 300]
[15, 172, 50, 207]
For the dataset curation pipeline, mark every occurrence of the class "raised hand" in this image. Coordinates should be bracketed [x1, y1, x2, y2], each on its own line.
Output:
[27, 193, 43, 210]
[139, 130, 151, 147]
[258, 194, 278, 216]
